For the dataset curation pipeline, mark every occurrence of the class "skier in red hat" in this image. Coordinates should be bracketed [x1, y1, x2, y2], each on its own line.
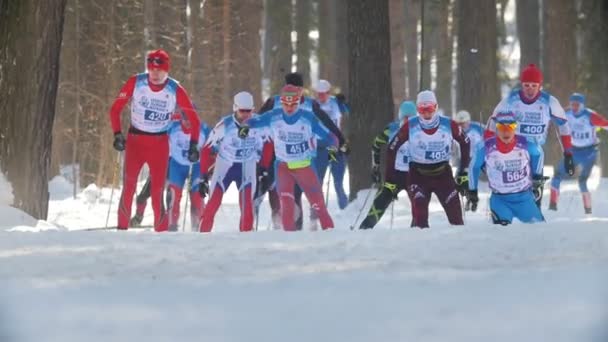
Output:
[108, 49, 201, 232]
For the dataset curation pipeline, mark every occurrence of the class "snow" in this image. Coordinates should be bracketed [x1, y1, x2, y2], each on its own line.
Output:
[1, 167, 608, 341]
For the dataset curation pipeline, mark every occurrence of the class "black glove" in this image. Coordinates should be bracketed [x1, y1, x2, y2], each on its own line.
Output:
[257, 168, 271, 195]
[187, 141, 199, 163]
[371, 164, 381, 184]
[532, 175, 548, 201]
[564, 152, 575, 176]
[198, 175, 209, 198]
[468, 189, 479, 212]
[113, 132, 126, 152]
[455, 170, 469, 195]
[238, 125, 250, 138]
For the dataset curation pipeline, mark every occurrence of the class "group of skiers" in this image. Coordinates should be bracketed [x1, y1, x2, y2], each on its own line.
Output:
[108, 49, 608, 232]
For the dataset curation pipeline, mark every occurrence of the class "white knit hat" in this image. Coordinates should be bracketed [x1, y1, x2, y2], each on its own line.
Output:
[233, 91, 254, 111]
[416, 90, 437, 105]
[314, 79, 331, 93]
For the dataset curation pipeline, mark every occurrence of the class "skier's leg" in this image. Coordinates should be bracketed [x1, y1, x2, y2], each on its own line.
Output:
[310, 150, 328, 222]
[549, 156, 568, 209]
[277, 162, 298, 231]
[294, 185, 303, 230]
[132, 176, 151, 223]
[166, 158, 188, 230]
[118, 133, 146, 229]
[235, 161, 254, 232]
[408, 169, 432, 228]
[294, 165, 334, 229]
[189, 162, 204, 230]
[489, 193, 515, 225]
[331, 153, 349, 209]
[433, 168, 464, 225]
[578, 148, 597, 213]
[512, 191, 544, 223]
[146, 135, 170, 232]
[199, 160, 234, 232]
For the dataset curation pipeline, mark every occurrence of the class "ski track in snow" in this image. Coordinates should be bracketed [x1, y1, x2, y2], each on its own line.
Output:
[1, 168, 608, 342]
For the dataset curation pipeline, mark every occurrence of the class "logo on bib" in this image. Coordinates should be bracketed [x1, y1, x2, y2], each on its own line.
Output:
[139, 96, 150, 108]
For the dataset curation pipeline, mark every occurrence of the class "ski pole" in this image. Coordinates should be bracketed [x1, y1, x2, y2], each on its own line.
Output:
[389, 199, 395, 229]
[182, 164, 193, 232]
[349, 183, 377, 230]
[105, 151, 123, 229]
[324, 169, 331, 206]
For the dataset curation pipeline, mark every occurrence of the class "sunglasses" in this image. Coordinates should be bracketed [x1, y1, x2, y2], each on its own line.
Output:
[147, 57, 165, 65]
[237, 109, 253, 113]
[417, 104, 436, 115]
[522, 82, 539, 88]
[496, 122, 517, 131]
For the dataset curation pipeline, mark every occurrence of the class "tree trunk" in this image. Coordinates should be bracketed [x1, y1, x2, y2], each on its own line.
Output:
[295, 0, 312, 86]
[0, 0, 67, 218]
[263, 0, 293, 94]
[543, 0, 577, 167]
[456, 0, 499, 123]
[435, 0, 453, 113]
[516, 0, 541, 69]
[404, 0, 419, 98]
[201, 0, 227, 123]
[347, 0, 394, 199]
[390, 0, 406, 111]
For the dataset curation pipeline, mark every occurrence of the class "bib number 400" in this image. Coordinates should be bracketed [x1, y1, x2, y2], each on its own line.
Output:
[520, 124, 545, 135]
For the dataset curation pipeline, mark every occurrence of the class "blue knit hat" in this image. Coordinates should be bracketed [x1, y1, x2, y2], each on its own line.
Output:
[494, 110, 517, 124]
[569, 92, 585, 104]
[398, 101, 417, 120]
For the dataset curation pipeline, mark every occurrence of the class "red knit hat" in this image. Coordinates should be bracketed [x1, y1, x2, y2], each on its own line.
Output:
[520, 64, 542, 84]
[147, 49, 170, 72]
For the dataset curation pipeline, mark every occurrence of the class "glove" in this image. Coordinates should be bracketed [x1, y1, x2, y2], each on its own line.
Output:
[455, 170, 469, 195]
[257, 168, 271, 195]
[238, 125, 250, 139]
[113, 132, 126, 152]
[371, 164, 381, 184]
[198, 175, 210, 198]
[339, 142, 350, 155]
[328, 146, 338, 162]
[564, 152, 575, 176]
[187, 141, 199, 163]
[467, 190, 479, 212]
[532, 175, 548, 201]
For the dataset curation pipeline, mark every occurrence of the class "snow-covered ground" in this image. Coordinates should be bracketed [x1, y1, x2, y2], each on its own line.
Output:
[1, 167, 608, 342]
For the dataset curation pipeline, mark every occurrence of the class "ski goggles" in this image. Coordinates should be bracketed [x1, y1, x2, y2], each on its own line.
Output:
[146, 57, 166, 65]
[237, 108, 253, 113]
[521, 82, 539, 89]
[417, 103, 436, 115]
[280, 94, 301, 105]
[496, 122, 517, 131]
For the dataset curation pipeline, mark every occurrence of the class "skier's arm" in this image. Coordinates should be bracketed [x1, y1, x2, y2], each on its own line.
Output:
[312, 101, 346, 147]
[311, 116, 338, 148]
[590, 111, 608, 129]
[385, 122, 409, 181]
[371, 124, 393, 166]
[547, 96, 572, 152]
[176, 85, 201, 143]
[108, 76, 136, 134]
[452, 121, 471, 171]
[200, 121, 224, 176]
[469, 146, 485, 191]
[258, 97, 275, 114]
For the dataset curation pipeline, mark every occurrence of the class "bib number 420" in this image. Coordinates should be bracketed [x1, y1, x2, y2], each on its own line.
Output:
[144, 110, 170, 122]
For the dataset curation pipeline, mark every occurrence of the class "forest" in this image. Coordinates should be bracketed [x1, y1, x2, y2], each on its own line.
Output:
[1, 0, 607, 219]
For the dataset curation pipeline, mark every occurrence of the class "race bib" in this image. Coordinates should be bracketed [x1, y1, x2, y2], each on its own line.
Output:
[286, 141, 309, 155]
[424, 150, 448, 161]
[502, 168, 528, 184]
[144, 110, 170, 122]
[519, 124, 545, 135]
[573, 131, 590, 140]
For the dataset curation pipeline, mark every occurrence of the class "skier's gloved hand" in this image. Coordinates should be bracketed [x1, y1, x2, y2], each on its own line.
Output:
[238, 125, 250, 139]
[468, 189, 479, 212]
[113, 132, 126, 152]
[199, 175, 210, 198]
[257, 168, 271, 195]
[564, 152, 575, 176]
[532, 175, 548, 201]
[328, 146, 339, 162]
[383, 182, 398, 199]
[371, 163, 381, 184]
[339, 141, 350, 155]
[187, 140, 199, 163]
[455, 170, 469, 195]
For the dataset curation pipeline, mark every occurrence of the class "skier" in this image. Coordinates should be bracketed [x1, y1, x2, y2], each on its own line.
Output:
[386, 90, 470, 228]
[453, 110, 485, 211]
[246, 84, 337, 231]
[255, 72, 347, 230]
[309, 79, 349, 230]
[468, 111, 544, 225]
[549, 93, 608, 214]
[360, 101, 417, 229]
[108, 49, 201, 232]
[199, 91, 268, 232]
[164, 115, 210, 231]
[486, 64, 574, 207]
